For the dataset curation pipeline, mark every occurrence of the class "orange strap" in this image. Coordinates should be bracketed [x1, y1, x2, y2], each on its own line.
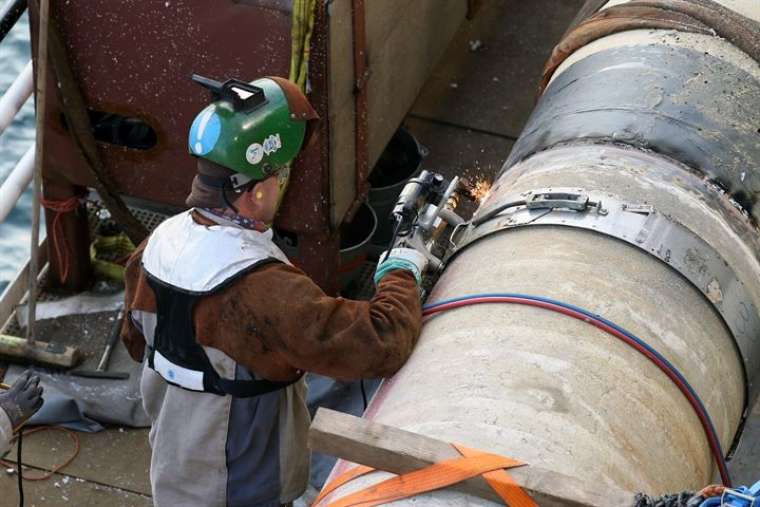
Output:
[313, 445, 538, 507]
[313, 465, 375, 506]
[454, 444, 538, 507]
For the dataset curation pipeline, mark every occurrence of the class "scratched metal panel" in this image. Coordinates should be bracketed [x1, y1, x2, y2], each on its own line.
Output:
[33, 0, 294, 208]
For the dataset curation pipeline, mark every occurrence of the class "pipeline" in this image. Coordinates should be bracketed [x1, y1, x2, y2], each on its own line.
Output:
[321, 0, 760, 504]
[421, 293, 731, 486]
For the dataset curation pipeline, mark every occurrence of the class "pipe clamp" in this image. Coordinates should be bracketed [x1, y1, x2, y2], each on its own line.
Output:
[450, 187, 760, 409]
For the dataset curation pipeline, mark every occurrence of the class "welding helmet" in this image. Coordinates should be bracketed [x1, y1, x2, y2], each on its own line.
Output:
[188, 75, 318, 188]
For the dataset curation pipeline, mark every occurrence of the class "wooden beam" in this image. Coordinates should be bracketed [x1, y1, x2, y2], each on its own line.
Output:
[309, 408, 637, 507]
[327, 0, 467, 227]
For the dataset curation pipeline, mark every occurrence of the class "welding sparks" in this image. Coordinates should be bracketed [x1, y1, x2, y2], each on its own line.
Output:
[461, 176, 492, 204]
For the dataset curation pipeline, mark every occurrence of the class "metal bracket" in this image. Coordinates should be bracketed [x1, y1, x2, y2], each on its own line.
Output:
[526, 190, 589, 211]
[449, 187, 760, 408]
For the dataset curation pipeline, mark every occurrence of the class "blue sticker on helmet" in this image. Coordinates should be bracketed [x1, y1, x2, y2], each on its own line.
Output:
[188, 108, 221, 156]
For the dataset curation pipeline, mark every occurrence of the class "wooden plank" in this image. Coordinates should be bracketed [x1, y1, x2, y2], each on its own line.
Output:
[365, 0, 467, 165]
[328, 0, 356, 227]
[309, 408, 637, 507]
[328, 0, 467, 227]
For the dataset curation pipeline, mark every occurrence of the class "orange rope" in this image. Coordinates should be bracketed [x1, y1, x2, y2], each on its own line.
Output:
[0, 426, 81, 481]
[39, 195, 81, 284]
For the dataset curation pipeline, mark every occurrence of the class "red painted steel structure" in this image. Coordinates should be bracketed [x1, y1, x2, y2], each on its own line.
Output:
[30, 1, 350, 292]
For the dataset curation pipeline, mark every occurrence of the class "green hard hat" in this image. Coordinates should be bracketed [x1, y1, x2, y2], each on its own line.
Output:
[188, 75, 317, 185]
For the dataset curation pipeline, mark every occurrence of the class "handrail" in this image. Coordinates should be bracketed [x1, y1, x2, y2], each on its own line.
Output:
[0, 59, 32, 136]
[0, 0, 34, 230]
[0, 143, 34, 223]
[0, 0, 26, 45]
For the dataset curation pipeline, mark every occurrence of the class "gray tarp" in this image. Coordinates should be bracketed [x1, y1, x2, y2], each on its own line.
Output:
[7, 351, 379, 488]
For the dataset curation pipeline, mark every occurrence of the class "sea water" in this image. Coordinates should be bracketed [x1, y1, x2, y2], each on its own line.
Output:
[0, 14, 38, 293]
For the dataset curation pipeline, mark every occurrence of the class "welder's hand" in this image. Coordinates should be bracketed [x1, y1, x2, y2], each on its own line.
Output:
[0, 371, 44, 431]
[374, 247, 429, 285]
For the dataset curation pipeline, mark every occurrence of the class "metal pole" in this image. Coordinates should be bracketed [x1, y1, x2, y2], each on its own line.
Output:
[0, 0, 26, 45]
[0, 60, 33, 137]
[26, 0, 48, 344]
[0, 144, 34, 223]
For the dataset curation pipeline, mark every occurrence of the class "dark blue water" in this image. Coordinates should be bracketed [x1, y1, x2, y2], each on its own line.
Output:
[0, 14, 37, 293]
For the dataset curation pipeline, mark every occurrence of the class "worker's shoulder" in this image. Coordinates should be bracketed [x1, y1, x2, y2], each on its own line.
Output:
[238, 259, 306, 283]
[224, 259, 319, 299]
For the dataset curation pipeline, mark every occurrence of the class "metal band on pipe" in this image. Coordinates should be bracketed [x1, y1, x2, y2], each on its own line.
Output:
[505, 45, 760, 219]
[450, 187, 760, 409]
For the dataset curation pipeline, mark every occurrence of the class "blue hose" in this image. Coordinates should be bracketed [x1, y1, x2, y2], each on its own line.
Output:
[423, 292, 728, 481]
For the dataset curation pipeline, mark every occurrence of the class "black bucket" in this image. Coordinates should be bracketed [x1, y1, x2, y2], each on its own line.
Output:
[368, 128, 423, 245]
[338, 202, 378, 291]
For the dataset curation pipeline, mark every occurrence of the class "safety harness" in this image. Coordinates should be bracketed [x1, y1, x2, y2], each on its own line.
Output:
[142, 210, 301, 397]
[145, 270, 300, 397]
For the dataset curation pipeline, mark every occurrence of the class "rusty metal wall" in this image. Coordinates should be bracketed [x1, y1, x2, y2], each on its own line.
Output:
[29, 0, 342, 288]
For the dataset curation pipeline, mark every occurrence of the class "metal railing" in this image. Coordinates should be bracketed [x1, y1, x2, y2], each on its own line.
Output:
[0, 0, 32, 224]
[0, 0, 25, 44]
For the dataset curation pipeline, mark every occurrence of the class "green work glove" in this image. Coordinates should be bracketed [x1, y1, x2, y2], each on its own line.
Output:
[0, 371, 44, 431]
[374, 247, 428, 285]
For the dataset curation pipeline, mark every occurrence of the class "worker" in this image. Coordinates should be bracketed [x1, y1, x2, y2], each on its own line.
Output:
[120, 76, 427, 507]
[0, 371, 44, 456]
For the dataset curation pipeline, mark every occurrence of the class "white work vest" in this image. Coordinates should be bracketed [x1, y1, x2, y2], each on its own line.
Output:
[141, 210, 293, 394]
[143, 210, 290, 292]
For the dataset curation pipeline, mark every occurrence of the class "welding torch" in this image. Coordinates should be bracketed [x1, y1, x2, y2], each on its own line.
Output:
[386, 170, 476, 273]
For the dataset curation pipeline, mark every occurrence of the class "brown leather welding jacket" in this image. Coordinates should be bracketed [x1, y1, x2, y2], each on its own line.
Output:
[121, 213, 423, 383]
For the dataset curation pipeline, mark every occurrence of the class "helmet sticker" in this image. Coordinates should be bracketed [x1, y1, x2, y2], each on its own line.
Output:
[246, 143, 264, 165]
[188, 108, 221, 155]
[246, 133, 283, 166]
[262, 134, 282, 155]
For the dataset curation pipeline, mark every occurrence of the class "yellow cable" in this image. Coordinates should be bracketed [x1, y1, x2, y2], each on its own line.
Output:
[289, 0, 316, 92]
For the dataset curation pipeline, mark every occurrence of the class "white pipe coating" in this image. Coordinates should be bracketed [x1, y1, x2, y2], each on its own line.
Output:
[0, 144, 35, 223]
[0, 60, 33, 138]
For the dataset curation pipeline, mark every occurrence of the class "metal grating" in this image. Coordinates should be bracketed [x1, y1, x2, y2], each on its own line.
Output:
[0, 203, 170, 336]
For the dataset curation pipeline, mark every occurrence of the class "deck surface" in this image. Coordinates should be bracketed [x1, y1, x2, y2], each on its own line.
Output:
[4, 0, 760, 505]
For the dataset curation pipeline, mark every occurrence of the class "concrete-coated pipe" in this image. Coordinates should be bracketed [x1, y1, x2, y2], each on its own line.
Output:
[321, 1, 760, 503]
